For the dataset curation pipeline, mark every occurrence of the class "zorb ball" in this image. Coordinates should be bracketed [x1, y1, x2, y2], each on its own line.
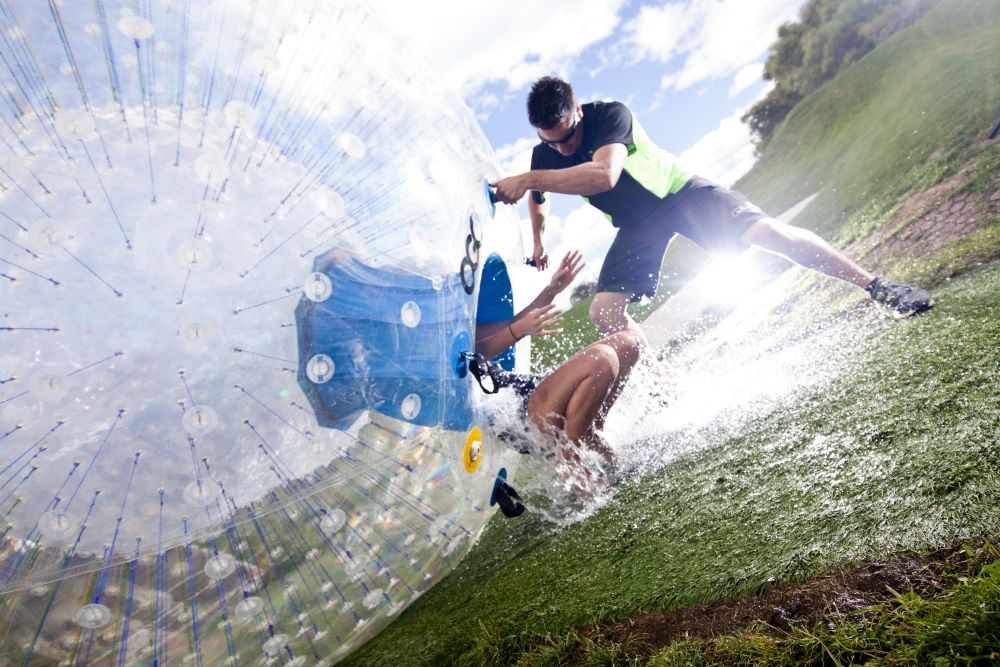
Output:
[0, 1, 521, 665]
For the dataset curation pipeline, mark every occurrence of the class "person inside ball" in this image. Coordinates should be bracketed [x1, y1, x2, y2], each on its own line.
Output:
[473, 250, 642, 481]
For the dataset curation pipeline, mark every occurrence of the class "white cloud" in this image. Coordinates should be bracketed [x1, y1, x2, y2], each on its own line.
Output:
[659, 71, 680, 90]
[473, 91, 501, 117]
[729, 62, 763, 97]
[618, 2, 694, 63]
[678, 104, 758, 187]
[619, 0, 803, 91]
[372, 0, 629, 97]
[507, 204, 617, 308]
[494, 137, 537, 173]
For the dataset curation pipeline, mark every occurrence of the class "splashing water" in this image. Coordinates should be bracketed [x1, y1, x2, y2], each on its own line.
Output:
[489, 269, 898, 528]
[619, 274, 899, 476]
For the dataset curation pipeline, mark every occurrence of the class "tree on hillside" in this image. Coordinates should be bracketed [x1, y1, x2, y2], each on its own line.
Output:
[569, 280, 597, 306]
[744, 0, 937, 151]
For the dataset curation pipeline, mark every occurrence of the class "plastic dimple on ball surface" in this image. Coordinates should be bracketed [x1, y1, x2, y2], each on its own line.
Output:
[0, 2, 521, 664]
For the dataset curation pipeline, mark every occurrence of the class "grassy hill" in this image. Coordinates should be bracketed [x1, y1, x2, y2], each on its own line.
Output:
[737, 0, 999, 245]
[344, 0, 1000, 664]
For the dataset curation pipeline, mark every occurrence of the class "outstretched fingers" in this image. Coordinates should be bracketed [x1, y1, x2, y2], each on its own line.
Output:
[563, 250, 583, 273]
[522, 305, 561, 336]
[534, 304, 564, 336]
[551, 250, 585, 291]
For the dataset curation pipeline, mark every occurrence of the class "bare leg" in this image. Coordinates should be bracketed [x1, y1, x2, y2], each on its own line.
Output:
[584, 331, 643, 462]
[740, 218, 874, 289]
[527, 331, 643, 464]
[592, 331, 643, 430]
[589, 291, 650, 343]
[527, 343, 619, 446]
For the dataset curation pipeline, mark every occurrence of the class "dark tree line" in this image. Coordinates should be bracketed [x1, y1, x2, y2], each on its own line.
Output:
[570, 280, 597, 306]
[743, 0, 938, 150]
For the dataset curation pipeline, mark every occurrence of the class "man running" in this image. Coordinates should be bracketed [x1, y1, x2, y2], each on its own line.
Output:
[491, 76, 932, 339]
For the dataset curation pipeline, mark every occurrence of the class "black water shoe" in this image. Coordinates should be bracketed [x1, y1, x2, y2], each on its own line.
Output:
[865, 277, 933, 317]
[494, 481, 525, 518]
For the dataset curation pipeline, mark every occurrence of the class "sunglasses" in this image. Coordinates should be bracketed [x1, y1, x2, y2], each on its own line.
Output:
[539, 118, 579, 146]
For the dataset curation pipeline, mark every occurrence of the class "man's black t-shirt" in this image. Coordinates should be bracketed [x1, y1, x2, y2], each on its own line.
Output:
[529, 101, 692, 227]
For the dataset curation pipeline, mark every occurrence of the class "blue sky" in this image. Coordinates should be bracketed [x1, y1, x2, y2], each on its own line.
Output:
[383, 0, 807, 182]
[379, 0, 808, 285]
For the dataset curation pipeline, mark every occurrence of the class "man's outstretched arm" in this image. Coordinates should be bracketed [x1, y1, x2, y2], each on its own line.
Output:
[490, 143, 627, 204]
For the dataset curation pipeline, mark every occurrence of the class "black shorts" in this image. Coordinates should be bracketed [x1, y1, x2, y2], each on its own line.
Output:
[493, 371, 543, 452]
[596, 177, 768, 300]
[496, 371, 543, 416]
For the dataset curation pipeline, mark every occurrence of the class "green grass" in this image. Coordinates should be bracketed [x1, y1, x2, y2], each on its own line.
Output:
[479, 546, 1000, 666]
[736, 0, 1000, 244]
[739, 0, 997, 209]
[646, 556, 1000, 667]
[345, 258, 1000, 666]
[344, 1, 1000, 663]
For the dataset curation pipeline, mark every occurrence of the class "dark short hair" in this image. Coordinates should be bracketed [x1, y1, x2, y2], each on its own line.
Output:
[527, 77, 575, 129]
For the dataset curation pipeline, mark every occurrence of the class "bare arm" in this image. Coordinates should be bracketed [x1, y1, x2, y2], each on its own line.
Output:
[475, 251, 584, 361]
[490, 143, 628, 204]
[529, 143, 627, 195]
[527, 193, 549, 270]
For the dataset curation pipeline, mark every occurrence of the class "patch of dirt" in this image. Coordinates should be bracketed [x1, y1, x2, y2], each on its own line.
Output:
[847, 155, 1000, 268]
[571, 544, 995, 663]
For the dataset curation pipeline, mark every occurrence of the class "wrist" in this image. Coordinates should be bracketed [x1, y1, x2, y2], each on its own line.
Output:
[522, 172, 537, 191]
[508, 322, 522, 341]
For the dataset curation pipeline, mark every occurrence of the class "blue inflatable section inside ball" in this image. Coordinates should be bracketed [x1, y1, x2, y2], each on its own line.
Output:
[296, 250, 475, 430]
[476, 253, 516, 371]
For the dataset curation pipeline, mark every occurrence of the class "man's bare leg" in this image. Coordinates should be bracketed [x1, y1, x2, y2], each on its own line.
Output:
[742, 217, 933, 315]
[739, 217, 874, 289]
[589, 291, 649, 344]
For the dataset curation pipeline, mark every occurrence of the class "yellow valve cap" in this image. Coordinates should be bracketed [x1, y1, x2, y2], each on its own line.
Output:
[463, 427, 484, 473]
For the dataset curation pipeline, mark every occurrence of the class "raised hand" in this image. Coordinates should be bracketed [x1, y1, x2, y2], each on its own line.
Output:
[549, 250, 584, 293]
[513, 303, 564, 339]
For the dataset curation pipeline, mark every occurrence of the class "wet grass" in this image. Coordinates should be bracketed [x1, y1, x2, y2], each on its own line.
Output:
[343, 2, 1000, 663]
[472, 543, 1000, 666]
[344, 259, 1000, 666]
[646, 553, 1000, 666]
